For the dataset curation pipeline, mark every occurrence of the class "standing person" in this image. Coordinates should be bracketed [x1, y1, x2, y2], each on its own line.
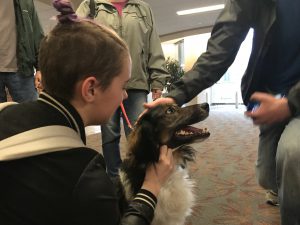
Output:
[144, 0, 300, 224]
[0, 1, 174, 225]
[76, 0, 170, 177]
[0, 0, 44, 103]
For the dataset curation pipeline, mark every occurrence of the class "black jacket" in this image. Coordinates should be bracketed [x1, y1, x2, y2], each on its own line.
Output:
[0, 92, 156, 225]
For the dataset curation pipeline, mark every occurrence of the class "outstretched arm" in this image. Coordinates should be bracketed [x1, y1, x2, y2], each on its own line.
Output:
[164, 0, 252, 106]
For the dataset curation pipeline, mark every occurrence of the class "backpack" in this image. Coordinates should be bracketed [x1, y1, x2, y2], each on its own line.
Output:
[0, 102, 85, 161]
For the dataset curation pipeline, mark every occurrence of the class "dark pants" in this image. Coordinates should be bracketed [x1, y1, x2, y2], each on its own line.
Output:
[0, 72, 37, 103]
[101, 90, 148, 177]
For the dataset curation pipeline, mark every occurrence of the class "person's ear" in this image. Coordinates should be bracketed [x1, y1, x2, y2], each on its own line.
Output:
[81, 76, 99, 102]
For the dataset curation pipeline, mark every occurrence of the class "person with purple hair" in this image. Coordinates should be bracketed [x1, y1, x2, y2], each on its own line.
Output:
[0, 1, 174, 224]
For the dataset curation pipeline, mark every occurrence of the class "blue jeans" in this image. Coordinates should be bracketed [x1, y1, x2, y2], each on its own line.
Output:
[276, 116, 300, 225]
[0, 72, 37, 103]
[256, 120, 288, 192]
[101, 90, 148, 177]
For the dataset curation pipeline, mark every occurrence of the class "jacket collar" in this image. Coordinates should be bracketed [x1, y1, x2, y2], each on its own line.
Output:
[38, 92, 86, 143]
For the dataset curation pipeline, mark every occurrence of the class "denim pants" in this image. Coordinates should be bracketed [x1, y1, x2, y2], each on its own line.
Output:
[101, 90, 148, 177]
[256, 120, 288, 192]
[276, 116, 300, 225]
[0, 72, 37, 103]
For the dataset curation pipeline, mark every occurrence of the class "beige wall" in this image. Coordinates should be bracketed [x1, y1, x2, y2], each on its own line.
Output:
[161, 33, 211, 105]
[162, 33, 211, 71]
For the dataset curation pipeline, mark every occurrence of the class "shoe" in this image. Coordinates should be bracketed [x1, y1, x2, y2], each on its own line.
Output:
[265, 190, 279, 206]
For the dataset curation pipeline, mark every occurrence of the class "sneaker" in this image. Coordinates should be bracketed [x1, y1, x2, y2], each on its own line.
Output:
[265, 190, 279, 206]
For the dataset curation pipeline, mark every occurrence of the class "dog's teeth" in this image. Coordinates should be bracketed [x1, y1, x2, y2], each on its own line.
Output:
[175, 126, 209, 137]
[178, 131, 193, 135]
[176, 130, 194, 136]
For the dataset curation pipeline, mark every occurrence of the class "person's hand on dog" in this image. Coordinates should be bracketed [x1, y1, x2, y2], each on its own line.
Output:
[144, 97, 175, 109]
[135, 97, 176, 126]
[136, 97, 176, 126]
[245, 92, 291, 125]
[142, 145, 174, 197]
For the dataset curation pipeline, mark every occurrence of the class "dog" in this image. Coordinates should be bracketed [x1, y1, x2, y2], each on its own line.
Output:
[118, 103, 210, 225]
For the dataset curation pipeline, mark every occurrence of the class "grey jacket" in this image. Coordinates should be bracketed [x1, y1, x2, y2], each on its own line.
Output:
[14, 0, 44, 77]
[167, 0, 300, 116]
[76, 0, 169, 92]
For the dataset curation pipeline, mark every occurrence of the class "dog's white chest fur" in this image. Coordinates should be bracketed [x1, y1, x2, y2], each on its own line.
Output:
[120, 166, 195, 225]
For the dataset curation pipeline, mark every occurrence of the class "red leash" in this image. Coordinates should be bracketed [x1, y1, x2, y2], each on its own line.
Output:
[120, 102, 133, 129]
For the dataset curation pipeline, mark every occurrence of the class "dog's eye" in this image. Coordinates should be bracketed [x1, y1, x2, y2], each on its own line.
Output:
[166, 107, 176, 114]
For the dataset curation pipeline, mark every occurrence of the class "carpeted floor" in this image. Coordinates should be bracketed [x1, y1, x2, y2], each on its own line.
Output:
[86, 106, 281, 225]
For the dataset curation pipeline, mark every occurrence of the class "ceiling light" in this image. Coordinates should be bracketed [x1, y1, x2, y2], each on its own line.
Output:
[177, 4, 225, 16]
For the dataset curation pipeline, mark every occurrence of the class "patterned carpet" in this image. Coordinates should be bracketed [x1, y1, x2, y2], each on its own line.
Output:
[86, 106, 281, 225]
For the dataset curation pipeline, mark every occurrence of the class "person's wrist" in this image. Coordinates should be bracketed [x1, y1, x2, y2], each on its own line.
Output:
[141, 181, 161, 197]
[165, 97, 176, 104]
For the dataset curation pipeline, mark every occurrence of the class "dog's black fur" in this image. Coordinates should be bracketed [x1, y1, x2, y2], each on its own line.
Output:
[121, 103, 209, 191]
[118, 103, 210, 225]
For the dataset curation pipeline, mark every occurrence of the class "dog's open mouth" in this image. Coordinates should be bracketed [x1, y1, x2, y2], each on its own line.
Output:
[168, 125, 210, 148]
[175, 125, 210, 141]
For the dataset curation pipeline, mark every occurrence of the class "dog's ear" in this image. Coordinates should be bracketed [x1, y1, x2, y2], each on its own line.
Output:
[128, 115, 160, 163]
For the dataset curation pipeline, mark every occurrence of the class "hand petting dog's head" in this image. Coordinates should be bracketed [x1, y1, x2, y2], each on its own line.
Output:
[127, 103, 210, 164]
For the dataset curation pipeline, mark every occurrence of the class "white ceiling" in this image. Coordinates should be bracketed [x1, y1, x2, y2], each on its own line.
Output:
[34, 0, 225, 41]
[145, 0, 224, 39]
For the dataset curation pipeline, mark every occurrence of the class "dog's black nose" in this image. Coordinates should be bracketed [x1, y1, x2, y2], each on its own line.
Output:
[201, 103, 210, 112]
